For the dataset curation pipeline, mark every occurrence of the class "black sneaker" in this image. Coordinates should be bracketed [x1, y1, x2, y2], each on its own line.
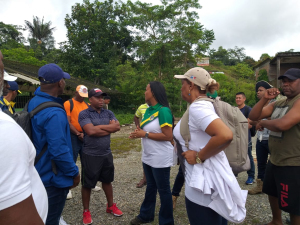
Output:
[130, 216, 149, 225]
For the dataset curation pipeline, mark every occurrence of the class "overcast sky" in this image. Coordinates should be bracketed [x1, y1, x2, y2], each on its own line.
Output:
[1, 0, 300, 60]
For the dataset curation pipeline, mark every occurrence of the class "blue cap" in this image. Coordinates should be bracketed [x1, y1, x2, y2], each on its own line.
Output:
[38, 63, 71, 84]
[8, 81, 21, 93]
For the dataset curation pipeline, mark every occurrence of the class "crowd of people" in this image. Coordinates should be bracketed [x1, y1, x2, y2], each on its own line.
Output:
[0, 49, 300, 225]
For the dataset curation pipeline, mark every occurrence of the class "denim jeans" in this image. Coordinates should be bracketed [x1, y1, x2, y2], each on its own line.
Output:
[256, 140, 269, 181]
[138, 163, 174, 225]
[172, 165, 185, 197]
[70, 133, 83, 162]
[247, 141, 255, 178]
[45, 186, 69, 225]
[185, 197, 227, 225]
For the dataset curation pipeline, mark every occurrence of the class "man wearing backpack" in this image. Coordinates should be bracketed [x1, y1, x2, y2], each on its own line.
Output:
[28, 63, 80, 225]
[235, 92, 255, 185]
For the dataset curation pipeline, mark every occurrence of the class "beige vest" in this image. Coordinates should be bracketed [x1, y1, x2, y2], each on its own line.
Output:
[269, 93, 300, 166]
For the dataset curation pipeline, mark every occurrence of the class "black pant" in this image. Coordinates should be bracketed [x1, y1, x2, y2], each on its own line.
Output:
[256, 140, 269, 180]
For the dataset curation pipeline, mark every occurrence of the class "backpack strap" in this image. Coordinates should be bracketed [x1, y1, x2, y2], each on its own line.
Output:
[31, 101, 64, 175]
[29, 102, 64, 118]
[180, 97, 215, 149]
[68, 99, 74, 113]
[84, 101, 89, 107]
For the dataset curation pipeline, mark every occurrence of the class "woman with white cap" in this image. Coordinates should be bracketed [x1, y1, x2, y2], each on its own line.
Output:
[173, 67, 233, 225]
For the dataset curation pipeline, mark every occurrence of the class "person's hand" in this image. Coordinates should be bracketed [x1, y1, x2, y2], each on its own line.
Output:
[256, 121, 264, 131]
[78, 133, 84, 141]
[129, 127, 146, 139]
[109, 119, 116, 124]
[182, 150, 198, 165]
[70, 173, 80, 189]
[263, 88, 280, 100]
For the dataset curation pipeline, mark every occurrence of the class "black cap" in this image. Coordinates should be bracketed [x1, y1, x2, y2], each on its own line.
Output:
[88, 88, 107, 98]
[255, 81, 272, 92]
[278, 68, 300, 80]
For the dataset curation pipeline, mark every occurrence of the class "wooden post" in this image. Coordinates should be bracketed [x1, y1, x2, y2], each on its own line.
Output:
[277, 57, 281, 88]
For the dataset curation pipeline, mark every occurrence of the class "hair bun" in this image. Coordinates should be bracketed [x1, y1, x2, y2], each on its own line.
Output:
[208, 78, 216, 85]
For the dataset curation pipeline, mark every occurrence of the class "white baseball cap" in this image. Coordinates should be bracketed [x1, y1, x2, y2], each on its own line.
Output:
[76, 85, 88, 98]
[4, 71, 17, 81]
[174, 67, 214, 90]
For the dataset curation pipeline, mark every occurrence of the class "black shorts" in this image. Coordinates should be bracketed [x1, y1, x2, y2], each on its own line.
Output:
[81, 152, 114, 188]
[263, 161, 300, 216]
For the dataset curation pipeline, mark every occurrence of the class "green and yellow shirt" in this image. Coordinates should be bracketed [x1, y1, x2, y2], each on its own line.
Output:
[140, 103, 173, 129]
[140, 103, 175, 168]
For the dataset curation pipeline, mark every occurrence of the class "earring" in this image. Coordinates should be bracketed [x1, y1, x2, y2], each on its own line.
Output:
[188, 89, 191, 96]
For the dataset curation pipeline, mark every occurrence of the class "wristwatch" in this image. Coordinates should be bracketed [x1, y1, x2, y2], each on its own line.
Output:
[195, 153, 203, 164]
[145, 132, 149, 138]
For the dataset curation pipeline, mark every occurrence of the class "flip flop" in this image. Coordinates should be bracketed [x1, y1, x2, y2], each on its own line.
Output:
[136, 180, 147, 188]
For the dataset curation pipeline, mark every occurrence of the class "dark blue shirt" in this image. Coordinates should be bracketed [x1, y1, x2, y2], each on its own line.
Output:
[79, 106, 117, 156]
[28, 91, 79, 188]
[240, 105, 252, 143]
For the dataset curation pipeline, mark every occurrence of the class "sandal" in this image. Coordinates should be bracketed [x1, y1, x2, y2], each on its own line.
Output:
[136, 179, 147, 188]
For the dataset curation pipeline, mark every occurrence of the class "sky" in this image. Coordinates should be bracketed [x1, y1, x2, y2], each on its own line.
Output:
[1, 0, 300, 61]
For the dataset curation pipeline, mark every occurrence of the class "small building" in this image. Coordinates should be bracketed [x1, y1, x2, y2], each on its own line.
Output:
[196, 57, 210, 67]
[254, 52, 300, 87]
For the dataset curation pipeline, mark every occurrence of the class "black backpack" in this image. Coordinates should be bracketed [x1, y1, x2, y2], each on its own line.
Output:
[5, 100, 65, 174]
[68, 98, 89, 112]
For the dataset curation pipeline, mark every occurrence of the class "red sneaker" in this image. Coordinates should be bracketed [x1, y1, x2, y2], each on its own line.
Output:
[106, 203, 123, 216]
[83, 209, 93, 225]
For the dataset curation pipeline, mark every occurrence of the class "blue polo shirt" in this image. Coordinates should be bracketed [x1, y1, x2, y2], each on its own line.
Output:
[79, 106, 117, 156]
[28, 91, 79, 188]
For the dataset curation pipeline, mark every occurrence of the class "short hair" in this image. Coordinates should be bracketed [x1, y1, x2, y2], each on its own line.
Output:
[104, 96, 111, 100]
[236, 92, 246, 98]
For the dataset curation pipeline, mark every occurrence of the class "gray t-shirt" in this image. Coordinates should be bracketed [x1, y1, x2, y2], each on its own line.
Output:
[79, 106, 117, 156]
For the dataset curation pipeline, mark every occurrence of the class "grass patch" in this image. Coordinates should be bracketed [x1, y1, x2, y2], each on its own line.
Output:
[110, 135, 141, 156]
[114, 113, 134, 125]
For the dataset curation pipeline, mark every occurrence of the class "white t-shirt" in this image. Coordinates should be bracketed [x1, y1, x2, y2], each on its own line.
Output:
[0, 111, 48, 223]
[173, 101, 219, 206]
[142, 118, 175, 168]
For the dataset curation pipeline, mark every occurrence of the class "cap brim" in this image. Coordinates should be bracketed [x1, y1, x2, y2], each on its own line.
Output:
[174, 75, 185, 79]
[278, 74, 298, 80]
[63, 72, 71, 79]
[94, 92, 107, 97]
[79, 92, 88, 98]
[4, 71, 17, 81]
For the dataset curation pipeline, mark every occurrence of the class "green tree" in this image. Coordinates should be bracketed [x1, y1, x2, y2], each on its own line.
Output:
[124, 0, 212, 79]
[61, 0, 132, 86]
[0, 22, 25, 49]
[243, 56, 256, 68]
[257, 69, 269, 82]
[259, 53, 270, 61]
[24, 16, 56, 58]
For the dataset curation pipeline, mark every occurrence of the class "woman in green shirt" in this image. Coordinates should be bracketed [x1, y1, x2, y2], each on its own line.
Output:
[130, 81, 175, 225]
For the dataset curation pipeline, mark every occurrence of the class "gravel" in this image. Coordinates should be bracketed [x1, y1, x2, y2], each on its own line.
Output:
[61, 126, 290, 225]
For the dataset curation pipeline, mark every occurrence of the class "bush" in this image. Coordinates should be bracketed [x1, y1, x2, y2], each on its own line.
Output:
[1, 47, 46, 66]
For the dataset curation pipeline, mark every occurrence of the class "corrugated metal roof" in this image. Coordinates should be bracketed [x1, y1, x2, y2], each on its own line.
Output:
[9, 73, 40, 85]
